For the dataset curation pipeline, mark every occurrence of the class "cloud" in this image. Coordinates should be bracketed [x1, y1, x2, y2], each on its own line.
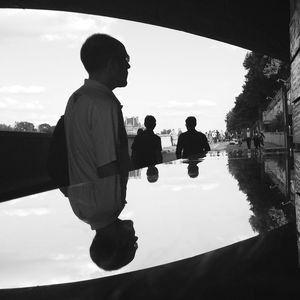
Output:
[50, 253, 88, 261]
[0, 97, 44, 111]
[0, 110, 59, 127]
[157, 99, 216, 109]
[0, 208, 51, 217]
[161, 110, 211, 117]
[0, 85, 45, 94]
[0, 9, 117, 43]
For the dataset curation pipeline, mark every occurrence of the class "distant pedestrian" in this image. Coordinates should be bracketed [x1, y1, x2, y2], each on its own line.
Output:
[170, 129, 177, 146]
[246, 128, 252, 149]
[131, 115, 162, 168]
[259, 131, 265, 147]
[176, 116, 210, 159]
[178, 128, 182, 136]
[237, 133, 242, 147]
[136, 128, 143, 136]
[253, 131, 260, 149]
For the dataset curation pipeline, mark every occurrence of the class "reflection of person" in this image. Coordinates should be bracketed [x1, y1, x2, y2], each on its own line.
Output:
[68, 174, 138, 271]
[65, 34, 131, 185]
[131, 115, 162, 168]
[176, 116, 210, 159]
[146, 166, 159, 183]
[90, 219, 138, 271]
[188, 163, 199, 178]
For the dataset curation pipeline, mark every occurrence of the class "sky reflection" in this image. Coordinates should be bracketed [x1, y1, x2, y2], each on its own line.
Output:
[0, 154, 265, 288]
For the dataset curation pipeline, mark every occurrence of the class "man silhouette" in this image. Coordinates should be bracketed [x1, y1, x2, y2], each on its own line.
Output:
[131, 115, 162, 168]
[176, 116, 210, 159]
[64, 34, 131, 185]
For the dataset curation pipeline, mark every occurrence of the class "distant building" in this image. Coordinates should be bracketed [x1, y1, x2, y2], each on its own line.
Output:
[124, 117, 142, 134]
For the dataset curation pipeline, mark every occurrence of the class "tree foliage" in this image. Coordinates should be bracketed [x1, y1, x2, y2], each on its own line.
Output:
[226, 52, 290, 132]
[14, 121, 36, 132]
[38, 123, 53, 133]
[227, 155, 293, 234]
[0, 124, 13, 131]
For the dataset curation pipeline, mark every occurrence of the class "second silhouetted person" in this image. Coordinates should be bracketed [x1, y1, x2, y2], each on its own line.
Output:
[131, 115, 162, 168]
[176, 116, 210, 159]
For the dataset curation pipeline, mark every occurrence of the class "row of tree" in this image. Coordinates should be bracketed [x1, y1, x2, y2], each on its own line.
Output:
[225, 52, 290, 132]
[0, 122, 54, 133]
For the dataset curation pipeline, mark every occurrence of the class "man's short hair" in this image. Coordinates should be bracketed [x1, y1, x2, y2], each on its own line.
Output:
[90, 230, 136, 271]
[80, 34, 125, 74]
[144, 115, 156, 130]
[188, 164, 199, 178]
[185, 116, 197, 128]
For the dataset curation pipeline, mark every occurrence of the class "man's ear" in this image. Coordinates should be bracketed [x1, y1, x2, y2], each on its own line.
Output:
[106, 58, 118, 72]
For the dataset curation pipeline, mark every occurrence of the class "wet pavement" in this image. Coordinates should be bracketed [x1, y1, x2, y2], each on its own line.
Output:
[0, 148, 299, 299]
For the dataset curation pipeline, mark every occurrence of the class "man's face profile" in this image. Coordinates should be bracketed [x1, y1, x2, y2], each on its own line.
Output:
[110, 46, 130, 88]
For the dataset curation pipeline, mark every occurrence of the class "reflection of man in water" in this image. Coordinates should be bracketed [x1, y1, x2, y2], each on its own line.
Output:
[131, 115, 162, 168]
[68, 175, 138, 270]
[90, 219, 138, 271]
[65, 34, 131, 185]
[176, 116, 210, 159]
[187, 163, 199, 178]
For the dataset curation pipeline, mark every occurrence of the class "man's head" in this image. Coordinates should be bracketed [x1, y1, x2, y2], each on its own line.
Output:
[137, 128, 143, 136]
[188, 164, 199, 178]
[185, 116, 197, 130]
[90, 219, 138, 271]
[144, 115, 156, 131]
[81, 34, 130, 89]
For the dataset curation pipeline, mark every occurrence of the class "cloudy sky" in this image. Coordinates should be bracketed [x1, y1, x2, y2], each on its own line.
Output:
[0, 9, 248, 132]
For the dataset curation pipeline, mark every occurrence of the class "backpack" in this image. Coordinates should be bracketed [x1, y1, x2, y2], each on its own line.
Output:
[47, 115, 69, 187]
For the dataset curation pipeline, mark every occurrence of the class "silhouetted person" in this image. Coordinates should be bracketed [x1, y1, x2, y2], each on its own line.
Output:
[65, 33, 131, 185]
[259, 131, 265, 147]
[176, 116, 210, 159]
[246, 128, 252, 149]
[136, 128, 143, 136]
[146, 166, 159, 183]
[130, 128, 143, 164]
[131, 115, 162, 168]
[253, 131, 260, 149]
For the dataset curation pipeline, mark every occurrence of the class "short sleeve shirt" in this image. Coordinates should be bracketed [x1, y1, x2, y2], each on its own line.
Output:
[64, 79, 129, 185]
[67, 175, 127, 230]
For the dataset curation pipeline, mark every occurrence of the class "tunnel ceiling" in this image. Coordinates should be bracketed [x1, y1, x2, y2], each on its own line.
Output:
[1, 0, 290, 61]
